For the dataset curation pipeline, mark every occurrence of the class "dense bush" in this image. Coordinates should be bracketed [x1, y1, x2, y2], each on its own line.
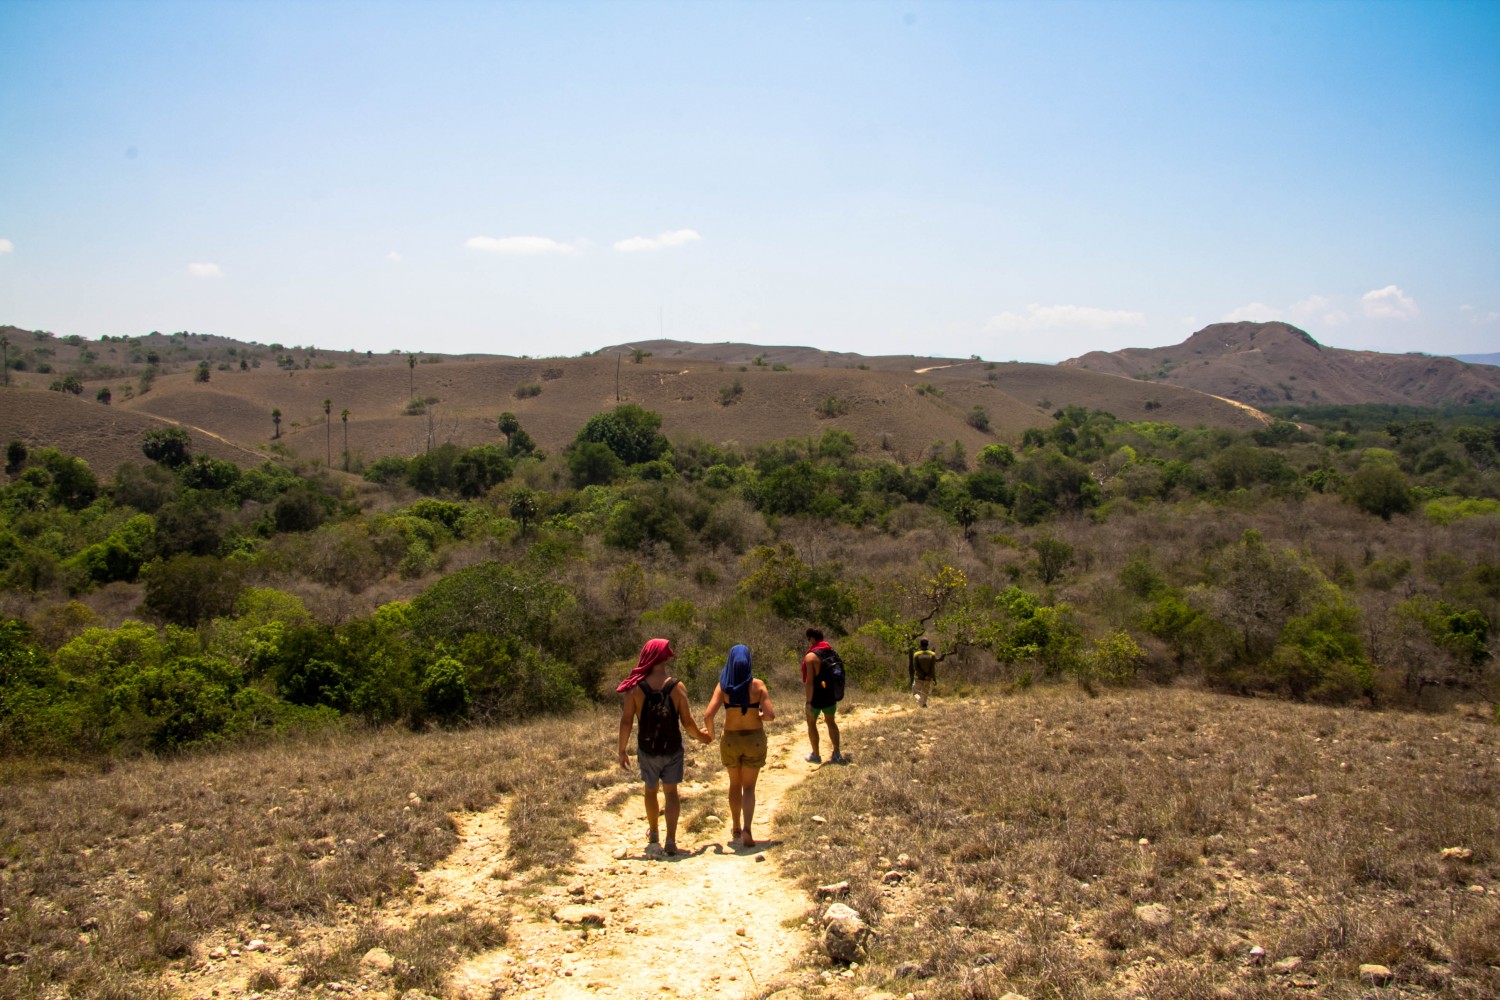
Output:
[574, 403, 669, 465]
[141, 428, 192, 468]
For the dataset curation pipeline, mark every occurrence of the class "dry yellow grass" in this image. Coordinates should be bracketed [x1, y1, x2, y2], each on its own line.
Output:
[3, 687, 1495, 999]
[776, 686, 1500, 999]
[0, 712, 627, 1000]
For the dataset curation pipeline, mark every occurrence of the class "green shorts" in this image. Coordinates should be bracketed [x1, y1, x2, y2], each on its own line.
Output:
[807, 702, 837, 718]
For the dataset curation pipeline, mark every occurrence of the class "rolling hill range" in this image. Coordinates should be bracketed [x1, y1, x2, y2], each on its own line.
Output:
[1, 329, 1271, 477]
[1061, 320, 1500, 408]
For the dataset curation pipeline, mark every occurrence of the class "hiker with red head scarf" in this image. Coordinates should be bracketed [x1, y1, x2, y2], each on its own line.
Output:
[703, 644, 776, 848]
[802, 627, 846, 764]
[617, 638, 711, 857]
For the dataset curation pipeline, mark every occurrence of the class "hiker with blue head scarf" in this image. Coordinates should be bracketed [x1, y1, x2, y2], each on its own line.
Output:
[703, 643, 776, 848]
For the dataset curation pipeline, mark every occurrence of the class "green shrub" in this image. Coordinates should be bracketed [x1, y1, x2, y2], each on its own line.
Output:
[1274, 597, 1369, 701]
[142, 428, 192, 468]
[142, 554, 247, 625]
[737, 544, 856, 633]
[815, 396, 849, 419]
[568, 441, 624, 486]
[109, 656, 241, 751]
[420, 656, 471, 719]
[575, 403, 669, 465]
[1424, 496, 1500, 524]
[271, 484, 330, 532]
[1347, 457, 1414, 520]
[363, 455, 410, 485]
[67, 513, 156, 585]
[452, 445, 513, 498]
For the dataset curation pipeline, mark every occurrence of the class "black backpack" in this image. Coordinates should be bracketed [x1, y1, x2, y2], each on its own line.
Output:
[637, 678, 682, 756]
[814, 648, 846, 703]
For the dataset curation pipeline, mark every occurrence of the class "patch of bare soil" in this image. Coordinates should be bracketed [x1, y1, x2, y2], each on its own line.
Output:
[451, 735, 814, 999]
[160, 735, 814, 1000]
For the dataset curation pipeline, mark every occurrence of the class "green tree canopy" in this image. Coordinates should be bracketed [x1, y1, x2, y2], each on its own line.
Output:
[574, 403, 669, 465]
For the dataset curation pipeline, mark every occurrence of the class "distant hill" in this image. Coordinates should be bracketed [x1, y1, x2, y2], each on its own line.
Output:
[1061, 321, 1500, 408]
[597, 339, 972, 373]
[0, 327, 1271, 478]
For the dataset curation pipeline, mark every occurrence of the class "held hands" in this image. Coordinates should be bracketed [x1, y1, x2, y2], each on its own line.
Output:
[617, 749, 630, 771]
[698, 726, 713, 744]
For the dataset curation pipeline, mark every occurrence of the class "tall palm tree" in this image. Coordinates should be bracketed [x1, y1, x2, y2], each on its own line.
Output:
[272, 407, 281, 439]
[407, 353, 415, 399]
[323, 399, 332, 467]
[341, 408, 350, 471]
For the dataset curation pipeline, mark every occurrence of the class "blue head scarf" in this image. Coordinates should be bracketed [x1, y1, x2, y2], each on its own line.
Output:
[719, 644, 753, 711]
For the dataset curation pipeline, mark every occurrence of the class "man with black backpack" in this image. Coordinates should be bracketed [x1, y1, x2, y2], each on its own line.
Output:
[617, 638, 711, 857]
[801, 627, 846, 764]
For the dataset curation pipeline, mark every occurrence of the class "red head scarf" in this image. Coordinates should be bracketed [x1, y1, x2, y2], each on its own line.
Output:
[617, 638, 675, 692]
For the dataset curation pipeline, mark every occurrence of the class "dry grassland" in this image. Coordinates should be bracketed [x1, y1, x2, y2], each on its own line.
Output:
[778, 688, 1500, 999]
[2, 688, 1496, 1000]
[0, 712, 637, 1000]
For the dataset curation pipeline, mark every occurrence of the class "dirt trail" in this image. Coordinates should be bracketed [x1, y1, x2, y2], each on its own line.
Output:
[450, 733, 814, 999]
[164, 731, 818, 999]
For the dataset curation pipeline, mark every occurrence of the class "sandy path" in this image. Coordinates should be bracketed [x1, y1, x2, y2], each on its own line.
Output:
[450, 733, 815, 999]
[159, 730, 818, 999]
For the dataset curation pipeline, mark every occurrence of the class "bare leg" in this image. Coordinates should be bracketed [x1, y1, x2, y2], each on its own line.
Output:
[741, 767, 761, 845]
[726, 769, 745, 837]
[644, 785, 660, 842]
[805, 703, 819, 756]
[663, 784, 680, 849]
[825, 713, 840, 757]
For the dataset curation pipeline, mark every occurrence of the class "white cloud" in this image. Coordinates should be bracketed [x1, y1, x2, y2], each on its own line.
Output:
[1220, 302, 1277, 323]
[986, 303, 1146, 333]
[1473, 311, 1500, 325]
[465, 235, 579, 256]
[1180, 315, 1199, 329]
[0, 238, 13, 253]
[1361, 284, 1419, 320]
[385, 251, 403, 263]
[1288, 294, 1349, 327]
[187, 262, 224, 278]
[613, 228, 702, 253]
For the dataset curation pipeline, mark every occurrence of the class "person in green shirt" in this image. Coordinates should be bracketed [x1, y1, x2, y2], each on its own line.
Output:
[908, 637, 945, 708]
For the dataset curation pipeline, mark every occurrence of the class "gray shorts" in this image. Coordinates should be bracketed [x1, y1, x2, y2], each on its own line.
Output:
[639, 749, 684, 789]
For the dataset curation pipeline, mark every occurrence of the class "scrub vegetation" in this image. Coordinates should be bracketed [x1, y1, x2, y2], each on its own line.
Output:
[1, 402, 1498, 758]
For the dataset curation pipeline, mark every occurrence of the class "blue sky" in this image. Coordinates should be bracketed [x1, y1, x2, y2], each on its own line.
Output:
[1, 0, 1496, 363]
